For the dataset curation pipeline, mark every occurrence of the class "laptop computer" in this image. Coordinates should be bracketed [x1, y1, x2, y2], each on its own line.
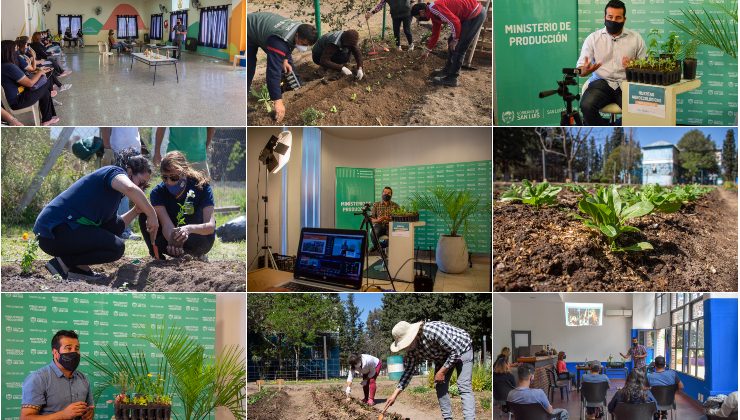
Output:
[275, 227, 367, 292]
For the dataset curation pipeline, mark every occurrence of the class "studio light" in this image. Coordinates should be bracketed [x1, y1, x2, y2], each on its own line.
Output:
[258, 131, 292, 173]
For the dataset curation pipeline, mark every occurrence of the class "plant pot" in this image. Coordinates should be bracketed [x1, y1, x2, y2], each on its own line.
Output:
[391, 213, 420, 222]
[115, 402, 172, 420]
[683, 58, 697, 80]
[436, 235, 468, 274]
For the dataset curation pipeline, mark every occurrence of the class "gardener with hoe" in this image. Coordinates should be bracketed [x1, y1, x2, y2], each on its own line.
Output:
[411, 0, 486, 87]
[20, 330, 94, 420]
[383, 320, 476, 419]
[247, 12, 318, 123]
[34, 145, 158, 281]
[345, 353, 382, 406]
[312, 29, 365, 81]
[366, 0, 415, 51]
[140, 151, 216, 260]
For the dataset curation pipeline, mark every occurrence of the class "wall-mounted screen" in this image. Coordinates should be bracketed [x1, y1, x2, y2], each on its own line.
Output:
[565, 302, 603, 326]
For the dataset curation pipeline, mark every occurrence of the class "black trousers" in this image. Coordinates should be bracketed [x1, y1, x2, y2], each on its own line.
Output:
[139, 214, 216, 259]
[580, 79, 622, 126]
[12, 77, 57, 122]
[38, 217, 126, 267]
[442, 11, 486, 79]
[371, 223, 389, 250]
[392, 16, 413, 46]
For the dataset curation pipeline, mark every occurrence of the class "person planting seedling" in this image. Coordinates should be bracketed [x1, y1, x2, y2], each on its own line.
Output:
[312, 30, 365, 81]
[33, 145, 158, 281]
[345, 353, 382, 406]
[139, 151, 216, 260]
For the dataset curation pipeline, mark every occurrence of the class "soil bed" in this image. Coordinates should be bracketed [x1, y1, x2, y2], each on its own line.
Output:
[1, 256, 245, 292]
[493, 187, 738, 291]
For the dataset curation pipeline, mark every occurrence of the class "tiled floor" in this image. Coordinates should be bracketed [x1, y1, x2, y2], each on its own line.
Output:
[21, 47, 246, 126]
[367, 255, 490, 292]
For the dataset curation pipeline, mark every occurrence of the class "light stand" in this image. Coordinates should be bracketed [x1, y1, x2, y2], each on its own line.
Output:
[256, 131, 292, 270]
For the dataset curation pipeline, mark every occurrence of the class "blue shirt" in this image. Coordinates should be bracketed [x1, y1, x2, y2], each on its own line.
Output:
[21, 361, 93, 415]
[507, 387, 551, 411]
[33, 166, 126, 239]
[648, 370, 680, 387]
[150, 178, 214, 226]
[1, 63, 26, 107]
[583, 373, 611, 387]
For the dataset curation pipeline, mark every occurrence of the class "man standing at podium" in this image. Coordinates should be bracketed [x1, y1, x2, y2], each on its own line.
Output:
[576, 0, 646, 126]
[370, 186, 399, 253]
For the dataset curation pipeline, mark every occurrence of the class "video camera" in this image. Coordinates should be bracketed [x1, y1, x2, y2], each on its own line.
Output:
[538, 68, 583, 126]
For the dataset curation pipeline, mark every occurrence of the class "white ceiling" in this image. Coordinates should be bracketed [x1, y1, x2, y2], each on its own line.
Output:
[500, 293, 635, 307]
[320, 127, 418, 140]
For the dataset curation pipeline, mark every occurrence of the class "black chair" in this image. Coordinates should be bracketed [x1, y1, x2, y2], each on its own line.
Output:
[508, 402, 552, 420]
[612, 402, 657, 420]
[581, 381, 609, 420]
[708, 413, 738, 420]
[651, 385, 677, 420]
[546, 367, 571, 402]
[492, 381, 514, 419]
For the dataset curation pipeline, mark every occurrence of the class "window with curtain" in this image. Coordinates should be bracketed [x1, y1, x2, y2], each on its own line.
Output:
[669, 293, 705, 379]
[58, 15, 82, 35]
[150, 14, 163, 40]
[198, 5, 229, 49]
[169, 11, 188, 42]
[117, 15, 138, 39]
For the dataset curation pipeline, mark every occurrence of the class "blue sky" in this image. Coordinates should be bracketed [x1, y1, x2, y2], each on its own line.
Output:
[340, 293, 384, 321]
[584, 127, 737, 148]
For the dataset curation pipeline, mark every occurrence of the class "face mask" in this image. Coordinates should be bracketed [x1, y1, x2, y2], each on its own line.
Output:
[604, 19, 625, 35]
[167, 180, 187, 197]
[632, 342, 637, 347]
[382, 194, 391, 202]
[295, 45, 309, 52]
[57, 351, 81, 372]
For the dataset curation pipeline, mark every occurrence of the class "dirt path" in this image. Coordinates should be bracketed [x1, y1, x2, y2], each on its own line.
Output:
[494, 188, 738, 291]
[1, 256, 245, 292]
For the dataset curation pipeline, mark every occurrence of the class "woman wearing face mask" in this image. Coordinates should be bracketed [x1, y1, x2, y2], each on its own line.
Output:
[33, 147, 159, 281]
[139, 151, 216, 260]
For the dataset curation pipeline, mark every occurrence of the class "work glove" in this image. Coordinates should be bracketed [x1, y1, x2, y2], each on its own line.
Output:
[345, 386, 352, 395]
[356, 67, 365, 80]
[341, 66, 352, 76]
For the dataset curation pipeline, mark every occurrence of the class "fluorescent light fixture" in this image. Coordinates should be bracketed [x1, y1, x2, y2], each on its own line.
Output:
[564, 302, 603, 326]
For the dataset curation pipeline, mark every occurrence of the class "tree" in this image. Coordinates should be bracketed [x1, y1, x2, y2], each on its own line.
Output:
[493, 128, 540, 181]
[338, 294, 364, 366]
[534, 127, 594, 182]
[363, 308, 388, 361]
[603, 144, 642, 184]
[677, 129, 719, 183]
[722, 129, 737, 182]
[589, 136, 602, 181]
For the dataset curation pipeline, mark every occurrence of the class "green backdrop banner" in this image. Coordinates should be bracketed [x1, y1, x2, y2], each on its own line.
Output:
[335, 167, 376, 230]
[494, 0, 579, 126]
[1, 293, 216, 420]
[578, 0, 737, 125]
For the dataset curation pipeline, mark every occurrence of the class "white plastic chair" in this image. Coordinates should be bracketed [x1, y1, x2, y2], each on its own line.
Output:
[232, 54, 246, 70]
[582, 79, 622, 123]
[97, 41, 114, 64]
[1, 86, 41, 125]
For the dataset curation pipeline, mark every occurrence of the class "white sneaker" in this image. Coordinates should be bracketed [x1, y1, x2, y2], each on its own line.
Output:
[59, 84, 72, 92]
[409, 43, 415, 51]
[53, 99, 63, 106]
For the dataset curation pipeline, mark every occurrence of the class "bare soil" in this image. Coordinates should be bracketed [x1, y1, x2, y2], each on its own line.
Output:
[493, 186, 738, 292]
[1, 255, 246, 292]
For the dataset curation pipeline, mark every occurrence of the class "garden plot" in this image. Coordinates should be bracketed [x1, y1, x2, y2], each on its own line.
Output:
[493, 182, 738, 292]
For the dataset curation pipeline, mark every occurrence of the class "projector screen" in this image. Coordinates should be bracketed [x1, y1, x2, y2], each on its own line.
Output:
[172, 0, 190, 11]
[565, 302, 603, 326]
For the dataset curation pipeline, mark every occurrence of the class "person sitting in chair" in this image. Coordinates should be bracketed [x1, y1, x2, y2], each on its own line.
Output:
[370, 186, 399, 252]
[582, 362, 611, 420]
[647, 356, 683, 420]
[508, 365, 570, 419]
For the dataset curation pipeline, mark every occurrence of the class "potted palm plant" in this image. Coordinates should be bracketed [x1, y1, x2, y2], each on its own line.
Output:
[410, 186, 489, 274]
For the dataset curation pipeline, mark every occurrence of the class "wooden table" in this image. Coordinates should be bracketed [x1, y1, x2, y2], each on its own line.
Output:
[621, 78, 702, 126]
[247, 267, 294, 292]
[130, 53, 178, 85]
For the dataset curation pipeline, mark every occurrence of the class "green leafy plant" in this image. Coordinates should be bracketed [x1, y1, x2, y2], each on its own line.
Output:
[20, 233, 38, 275]
[176, 190, 195, 226]
[667, 1, 738, 59]
[350, 93, 357, 101]
[365, 86, 372, 93]
[661, 32, 682, 60]
[573, 185, 654, 252]
[626, 184, 682, 213]
[411, 186, 489, 237]
[672, 184, 713, 203]
[500, 180, 562, 208]
[300, 107, 325, 126]
[647, 28, 662, 59]
[249, 85, 273, 113]
[684, 39, 700, 60]
[329, 105, 338, 113]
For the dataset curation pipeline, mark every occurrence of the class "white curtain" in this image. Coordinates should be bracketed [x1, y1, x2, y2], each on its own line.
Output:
[198, 6, 228, 49]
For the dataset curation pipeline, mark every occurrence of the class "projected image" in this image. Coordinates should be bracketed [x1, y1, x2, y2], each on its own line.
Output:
[331, 238, 362, 258]
[173, 0, 190, 11]
[301, 235, 328, 254]
[565, 302, 603, 326]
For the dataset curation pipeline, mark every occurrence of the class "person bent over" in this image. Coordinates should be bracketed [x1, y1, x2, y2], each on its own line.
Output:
[312, 30, 364, 81]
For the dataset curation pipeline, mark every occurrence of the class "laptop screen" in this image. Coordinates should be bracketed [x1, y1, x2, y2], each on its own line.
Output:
[294, 228, 366, 289]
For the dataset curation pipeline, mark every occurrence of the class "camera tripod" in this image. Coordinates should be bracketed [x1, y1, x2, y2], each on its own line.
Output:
[355, 203, 395, 290]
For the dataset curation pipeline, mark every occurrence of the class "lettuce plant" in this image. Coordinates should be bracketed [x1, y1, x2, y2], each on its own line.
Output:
[500, 179, 562, 208]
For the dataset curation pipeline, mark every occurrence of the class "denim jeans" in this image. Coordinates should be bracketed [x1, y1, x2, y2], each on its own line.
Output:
[436, 347, 475, 419]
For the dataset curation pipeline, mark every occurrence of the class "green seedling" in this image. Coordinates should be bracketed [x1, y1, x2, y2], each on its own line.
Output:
[365, 86, 372, 93]
[176, 190, 196, 226]
[20, 235, 39, 275]
[330, 105, 338, 113]
[301, 107, 325, 126]
[350, 93, 357, 101]
[386, 73, 392, 79]
[573, 185, 654, 252]
[249, 85, 273, 113]
[500, 179, 561, 208]
[630, 184, 682, 213]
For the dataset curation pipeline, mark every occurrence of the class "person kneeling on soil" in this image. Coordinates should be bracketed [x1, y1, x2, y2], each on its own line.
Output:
[383, 320, 476, 420]
[312, 30, 365, 81]
[140, 151, 216, 260]
[346, 353, 382, 406]
[34, 145, 158, 281]
[247, 12, 318, 123]
[411, 0, 486, 87]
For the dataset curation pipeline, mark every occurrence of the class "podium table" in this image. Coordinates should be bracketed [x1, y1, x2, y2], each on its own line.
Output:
[388, 221, 426, 282]
[621, 78, 701, 126]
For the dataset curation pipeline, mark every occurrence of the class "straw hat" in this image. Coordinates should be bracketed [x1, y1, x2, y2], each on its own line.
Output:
[390, 321, 423, 352]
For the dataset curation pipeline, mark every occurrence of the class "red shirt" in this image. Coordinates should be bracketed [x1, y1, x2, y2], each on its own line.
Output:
[557, 360, 567, 374]
[426, 0, 482, 50]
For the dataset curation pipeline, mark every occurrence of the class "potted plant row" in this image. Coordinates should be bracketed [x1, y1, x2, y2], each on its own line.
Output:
[390, 205, 420, 222]
[626, 30, 685, 86]
[114, 393, 172, 420]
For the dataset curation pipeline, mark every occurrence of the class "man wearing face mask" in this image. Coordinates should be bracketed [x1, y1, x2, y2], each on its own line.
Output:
[21, 330, 94, 420]
[620, 337, 648, 373]
[577, 0, 646, 126]
[311, 30, 365, 81]
[247, 12, 318, 123]
[382, 320, 476, 419]
[369, 186, 399, 253]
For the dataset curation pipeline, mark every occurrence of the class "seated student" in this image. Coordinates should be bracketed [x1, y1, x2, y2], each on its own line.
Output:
[492, 357, 516, 411]
[42, 30, 63, 54]
[556, 351, 572, 381]
[508, 365, 570, 419]
[311, 30, 364, 80]
[76, 28, 84, 48]
[16, 37, 70, 95]
[608, 369, 657, 414]
[1, 40, 59, 125]
[647, 356, 683, 420]
[63, 27, 75, 47]
[582, 362, 611, 419]
[139, 151, 216, 260]
[108, 30, 131, 53]
[703, 391, 738, 419]
[30, 32, 70, 76]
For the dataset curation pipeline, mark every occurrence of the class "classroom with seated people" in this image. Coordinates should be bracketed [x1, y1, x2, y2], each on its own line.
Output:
[493, 293, 738, 420]
[1, 0, 246, 126]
